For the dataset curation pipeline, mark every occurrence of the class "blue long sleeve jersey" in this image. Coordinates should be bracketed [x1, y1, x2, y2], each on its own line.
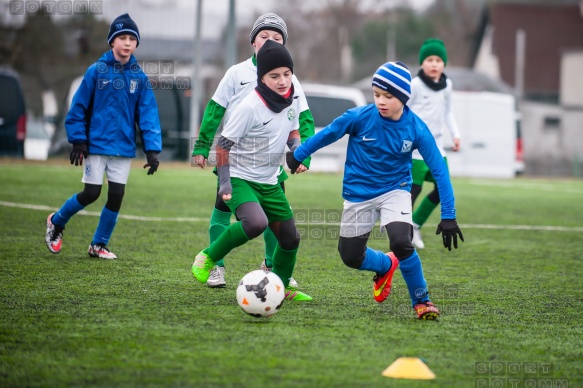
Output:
[294, 104, 456, 219]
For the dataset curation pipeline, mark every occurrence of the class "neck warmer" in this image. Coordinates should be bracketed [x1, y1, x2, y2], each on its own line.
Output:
[418, 69, 447, 91]
[255, 81, 295, 113]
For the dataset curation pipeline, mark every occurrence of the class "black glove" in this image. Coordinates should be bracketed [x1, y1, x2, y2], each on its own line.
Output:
[144, 151, 159, 175]
[286, 151, 301, 174]
[70, 143, 88, 166]
[436, 219, 464, 251]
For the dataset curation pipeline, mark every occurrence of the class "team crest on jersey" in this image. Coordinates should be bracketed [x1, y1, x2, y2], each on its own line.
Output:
[401, 140, 413, 153]
[287, 108, 296, 121]
[130, 79, 138, 94]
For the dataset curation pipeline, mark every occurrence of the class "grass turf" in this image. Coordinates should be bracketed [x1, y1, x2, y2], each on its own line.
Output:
[1, 160, 582, 387]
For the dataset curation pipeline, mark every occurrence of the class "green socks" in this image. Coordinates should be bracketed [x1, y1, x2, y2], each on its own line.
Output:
[206, 222, 250, 263]
[271, 245, 298, 288]
[208, 208, 231, 267]
[263, 226, 278, 268]
[412, 196, 439, 228]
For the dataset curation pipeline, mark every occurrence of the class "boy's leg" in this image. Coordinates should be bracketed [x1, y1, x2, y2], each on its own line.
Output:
[385, 221, 439, 320]
[209, 190, 232, 268]
[89, 181, 124, 259]
[192, 185, 266, 284]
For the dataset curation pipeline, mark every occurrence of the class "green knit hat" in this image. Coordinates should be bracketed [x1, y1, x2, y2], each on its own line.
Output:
[419, 38, 447, 65]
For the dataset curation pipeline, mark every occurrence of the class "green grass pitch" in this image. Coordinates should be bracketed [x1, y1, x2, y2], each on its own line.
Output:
[1, 160, 582, 387]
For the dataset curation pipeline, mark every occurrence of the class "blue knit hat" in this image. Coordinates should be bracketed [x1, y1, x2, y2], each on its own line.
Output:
[372, 61, 412, 105]
[108, 13, 140, 47]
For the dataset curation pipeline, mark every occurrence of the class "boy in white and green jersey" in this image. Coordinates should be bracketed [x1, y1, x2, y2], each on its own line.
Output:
[191, 13, 314, 291]
[192, 40, 311, 301]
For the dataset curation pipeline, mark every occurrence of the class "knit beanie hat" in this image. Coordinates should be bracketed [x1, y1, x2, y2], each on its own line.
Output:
[419, 38, 447, 65]
[372, 61, 412, 105]
[108, 13, 140, 47]
[256, 40, 294, 79]
[249, 13, 288, 45]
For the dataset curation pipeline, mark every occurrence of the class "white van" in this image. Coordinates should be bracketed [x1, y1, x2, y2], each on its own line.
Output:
[301, 83, 368, 172]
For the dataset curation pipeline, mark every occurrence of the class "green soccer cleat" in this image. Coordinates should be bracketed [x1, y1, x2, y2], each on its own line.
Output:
[284, 287, 312, 301]
[191, 251, 215, 283]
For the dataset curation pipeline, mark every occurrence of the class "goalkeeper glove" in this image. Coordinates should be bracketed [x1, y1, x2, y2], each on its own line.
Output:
[144, 151, 159, 175]
[69, 143, 88, 166]
[435, 219, 464, 251]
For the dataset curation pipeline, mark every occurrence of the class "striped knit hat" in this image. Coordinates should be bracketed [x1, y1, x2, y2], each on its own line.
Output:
[372, 61, 412, 105]
[249, 13, 288, 45]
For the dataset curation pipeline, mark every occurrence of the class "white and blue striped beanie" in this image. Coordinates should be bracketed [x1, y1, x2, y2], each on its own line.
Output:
[372, 61, 412, 105]
[108, 13, 140, 47]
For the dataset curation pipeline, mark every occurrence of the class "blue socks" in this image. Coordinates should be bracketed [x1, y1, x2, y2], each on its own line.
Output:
[92, 206, 119, 246]
[399, 251, 430, 306]
[359, 247, 391, 275]
[52, 194, 85, 227]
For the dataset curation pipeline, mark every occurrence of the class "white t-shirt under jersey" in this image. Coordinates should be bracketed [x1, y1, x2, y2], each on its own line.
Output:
[211, 57, 309, 126]
[407, 76, 460, 159]
[221, 90, 300, 185]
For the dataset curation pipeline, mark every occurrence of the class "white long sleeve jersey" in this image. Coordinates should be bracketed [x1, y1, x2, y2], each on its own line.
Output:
[407, 76, 460, 159]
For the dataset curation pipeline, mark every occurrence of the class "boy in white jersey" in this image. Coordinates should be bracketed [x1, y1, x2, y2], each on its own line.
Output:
[407, 38, 461, 249]
[287, 61, 463, 319]
[191, 13, 314, 292]
[191, 40, 311, 301]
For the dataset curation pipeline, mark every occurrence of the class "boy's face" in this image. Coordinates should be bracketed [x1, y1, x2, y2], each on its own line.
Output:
[111, 34, 138, 63]
[253, 29, 284, 54]
[421, 55, 445, 81]
[373, 86, 404, 120]
[261, 67, 292, 97]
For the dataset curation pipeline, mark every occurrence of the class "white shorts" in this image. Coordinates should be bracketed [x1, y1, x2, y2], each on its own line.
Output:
[82, 155, 132, 185]
[339, 190, 412, 238]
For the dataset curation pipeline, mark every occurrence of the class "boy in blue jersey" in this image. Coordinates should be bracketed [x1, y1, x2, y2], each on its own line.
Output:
[286, 61, 463, 319]
[44, 13, 162, 259]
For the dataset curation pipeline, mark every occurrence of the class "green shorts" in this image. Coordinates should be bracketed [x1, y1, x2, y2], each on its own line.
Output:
[411, 158, 449, 186]
[215, 165, 288, 186]
[225, 177, 293, 223]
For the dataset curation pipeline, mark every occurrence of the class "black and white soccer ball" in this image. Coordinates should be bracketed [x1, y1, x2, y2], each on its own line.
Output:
[236, 270, 285, 318]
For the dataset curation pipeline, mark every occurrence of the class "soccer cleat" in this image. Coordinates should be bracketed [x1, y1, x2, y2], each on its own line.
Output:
[87, 243, 117, 259]
[412, 225, 425, 249]
[207, 265, 226, 288]
[192, 251, 215, 283]
[261, 259, 299, 288]
[414, 301, 440, 320]
[284, 287, 312, 301]
[373, 252, 399, 303]
[45, 212, 64, 254]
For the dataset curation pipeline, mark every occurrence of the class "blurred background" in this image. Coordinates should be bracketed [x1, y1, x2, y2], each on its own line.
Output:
[0, 0, 582, 178]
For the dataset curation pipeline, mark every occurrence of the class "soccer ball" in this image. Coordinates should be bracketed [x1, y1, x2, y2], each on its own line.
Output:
[236, 270, 285, 318]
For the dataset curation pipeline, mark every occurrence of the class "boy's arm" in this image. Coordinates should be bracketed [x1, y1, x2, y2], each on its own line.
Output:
[297, 109, 315, 168]
[192, 99, 227, 159]
[445, 81, 461, 151]
[287, 110, 354, 173]
[136, 78, 162, 153]
[65, 66, 97, 144]
[416, 123, 463, 250]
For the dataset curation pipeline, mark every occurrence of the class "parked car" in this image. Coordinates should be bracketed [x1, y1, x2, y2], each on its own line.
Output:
[0, 68, 27, 156]
[301, 83, 368, 172]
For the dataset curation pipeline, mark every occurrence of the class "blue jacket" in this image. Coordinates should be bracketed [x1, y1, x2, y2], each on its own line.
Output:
[65, 50, 162, 158]
[294, 104, 456, 219]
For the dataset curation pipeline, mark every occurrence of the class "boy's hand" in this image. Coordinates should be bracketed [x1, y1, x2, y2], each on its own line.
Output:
[436, 219, 464, 251]
[70, 143, 88, 166]
[192, 155, 207, 168]
[286, 151, 301, 174]
[144, 151, 159, 175]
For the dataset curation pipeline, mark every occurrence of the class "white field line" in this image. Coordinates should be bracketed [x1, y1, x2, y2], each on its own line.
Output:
[2, 200, 583, 232]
